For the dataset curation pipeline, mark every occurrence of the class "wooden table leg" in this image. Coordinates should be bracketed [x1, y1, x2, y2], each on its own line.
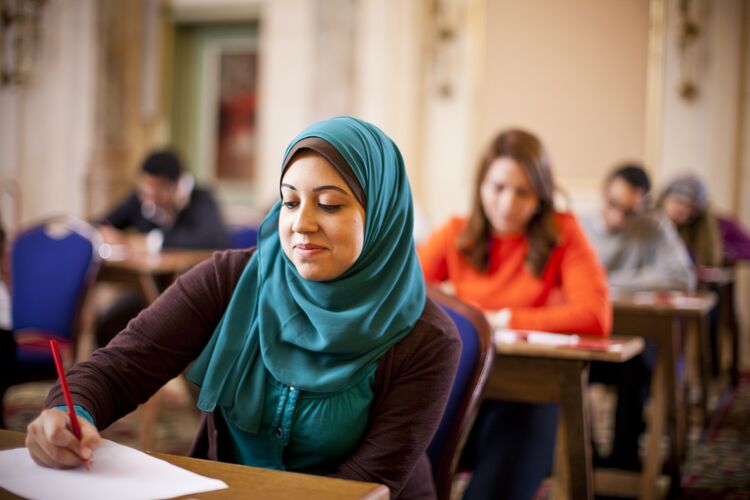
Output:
[484, 357, 594, 500]
[138, 388, 165, 451]
[137, 274, 161, 305]
[695, 314, 712, 425]
[640, 333, 666, 500]
[135, 272, 176, 449]
[75, 293, 98, 363]
[724, 282, 740, 388]
[664, 317, 684, 485]
[617, 314, 681, 500]
[553, 362, 593, 500]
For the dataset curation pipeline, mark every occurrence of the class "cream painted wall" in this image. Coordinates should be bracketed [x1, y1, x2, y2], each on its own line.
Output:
[470, 0, 650, 219]
[353, 0, 425, 203]
[741, 3, 750, 227]
[0, 0, 96, 231]
[253, 0, 318, 209]
[420, 5, 476, 229]
[657, 0, 745, 213]
[0, 90, 20, 231]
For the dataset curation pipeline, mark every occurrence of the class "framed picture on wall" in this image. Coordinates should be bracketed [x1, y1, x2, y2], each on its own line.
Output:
[215, 50, 258, 181]
[172, 23, 259, 194]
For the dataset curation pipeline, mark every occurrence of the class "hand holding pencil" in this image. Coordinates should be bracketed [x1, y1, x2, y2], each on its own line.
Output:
[25, 408, 100, 469]
[24, 341, 100, 469]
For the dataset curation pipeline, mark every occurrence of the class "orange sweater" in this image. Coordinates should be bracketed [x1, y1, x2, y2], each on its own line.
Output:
[418, 212, 611, 336]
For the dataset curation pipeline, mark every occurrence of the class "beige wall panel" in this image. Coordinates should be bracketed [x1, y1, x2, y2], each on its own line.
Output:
[475, 0, 650, 216]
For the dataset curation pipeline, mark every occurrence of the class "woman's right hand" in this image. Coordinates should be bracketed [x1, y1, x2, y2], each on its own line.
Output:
[486, 308, 511, 330]
[25, 409, 101, 469]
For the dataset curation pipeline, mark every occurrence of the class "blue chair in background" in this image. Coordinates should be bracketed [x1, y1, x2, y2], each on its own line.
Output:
[1, 215, 100, 427]
[228, 224, 259, 249]
[426, 285, 494, 500]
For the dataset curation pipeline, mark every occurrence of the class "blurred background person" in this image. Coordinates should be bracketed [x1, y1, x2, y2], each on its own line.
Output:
[418, 129, 610, 500]
[581, 163, 694, 470]
[658, 174, 723, 269]
[95, 149, 230, 347]
[100, 149, 230, 252]
[658, 173, 729, 378]
[581, 163, 695, 293]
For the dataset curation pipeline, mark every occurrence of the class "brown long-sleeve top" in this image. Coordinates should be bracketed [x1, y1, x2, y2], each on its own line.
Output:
[47, 249, 461, 499]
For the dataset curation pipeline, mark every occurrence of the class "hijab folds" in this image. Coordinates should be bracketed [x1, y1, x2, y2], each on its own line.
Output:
[188, 116, 425, 432]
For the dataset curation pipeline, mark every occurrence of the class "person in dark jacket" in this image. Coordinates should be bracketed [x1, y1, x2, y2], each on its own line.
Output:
[95, 149, 231, 346]
[100, 149, 230, 250]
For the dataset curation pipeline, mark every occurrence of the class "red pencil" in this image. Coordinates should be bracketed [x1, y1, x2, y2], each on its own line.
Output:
[49, 339, 82, 440]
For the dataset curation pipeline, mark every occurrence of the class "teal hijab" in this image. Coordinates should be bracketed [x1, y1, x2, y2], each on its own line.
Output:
[187, 116, 426, 433]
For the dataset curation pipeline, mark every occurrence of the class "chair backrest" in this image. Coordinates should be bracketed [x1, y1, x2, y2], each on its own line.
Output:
[11, 215, 100, 346]
[426, 285, 494, 500]
[228, 224, 258, 249]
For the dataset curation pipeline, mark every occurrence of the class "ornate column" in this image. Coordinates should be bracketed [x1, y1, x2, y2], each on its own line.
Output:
[85, 0, 157, 218]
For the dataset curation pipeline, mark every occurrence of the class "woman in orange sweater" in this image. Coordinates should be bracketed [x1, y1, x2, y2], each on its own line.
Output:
[418, 129, 610, 499]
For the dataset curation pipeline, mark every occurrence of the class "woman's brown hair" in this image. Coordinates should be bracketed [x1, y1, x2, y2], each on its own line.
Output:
[457, 129, 558, 277]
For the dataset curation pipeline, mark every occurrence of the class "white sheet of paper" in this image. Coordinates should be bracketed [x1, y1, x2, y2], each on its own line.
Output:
[0, 439, 228, 500]
[495, 330, 519, 344]
[495, 329, 580, 346]
[526, 332, 580, 346]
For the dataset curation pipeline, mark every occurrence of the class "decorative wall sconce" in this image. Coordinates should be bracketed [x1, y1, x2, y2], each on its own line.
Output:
[429, 0, 462, 99]
[677, 0, 707, 103]
[0, 0, 47, 86]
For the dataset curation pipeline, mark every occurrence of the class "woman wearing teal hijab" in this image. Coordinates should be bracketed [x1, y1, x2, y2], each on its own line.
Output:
[31, 117, 461, 499]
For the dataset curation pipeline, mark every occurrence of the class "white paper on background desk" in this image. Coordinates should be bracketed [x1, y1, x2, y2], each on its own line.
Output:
[495, 329, 580, 346]
[0, 439, 228, 500]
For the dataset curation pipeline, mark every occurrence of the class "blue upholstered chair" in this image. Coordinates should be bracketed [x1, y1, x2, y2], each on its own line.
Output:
[228, 225, 258, 249]
[1, 215, 100, 426]
[426, 285, 494, 500]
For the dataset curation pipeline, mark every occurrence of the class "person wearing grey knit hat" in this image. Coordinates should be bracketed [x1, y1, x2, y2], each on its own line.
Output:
[658, 173, 723, 267]
[659, 174, 727, 382]
[660, 174, 708, 225]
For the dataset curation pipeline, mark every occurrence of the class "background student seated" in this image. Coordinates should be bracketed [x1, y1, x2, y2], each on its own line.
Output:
[418, 129, 610, 500]
[658, 174, 723, 269]
[100, 149, 230, 251]
[580, 163, 695, 293]
[95, 149, 231, 347]
[581, 163, 694, 470]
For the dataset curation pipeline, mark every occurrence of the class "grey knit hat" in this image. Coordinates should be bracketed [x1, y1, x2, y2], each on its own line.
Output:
[662, 174, 708, 210]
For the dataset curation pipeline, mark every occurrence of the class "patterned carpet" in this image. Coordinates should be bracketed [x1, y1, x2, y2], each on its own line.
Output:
[680, 374, 750, 499]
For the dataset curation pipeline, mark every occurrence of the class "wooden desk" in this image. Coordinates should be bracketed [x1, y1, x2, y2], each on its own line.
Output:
[484, 333, 644, 500]
[612, 291, 716, 500]
[0, 430, 389, 500]
[98, 249, 215, 304]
